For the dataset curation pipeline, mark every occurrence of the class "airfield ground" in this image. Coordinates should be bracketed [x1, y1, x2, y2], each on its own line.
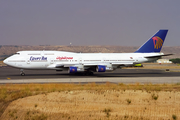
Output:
[0, 63, 180, 120]
[1, 83, 180, 120]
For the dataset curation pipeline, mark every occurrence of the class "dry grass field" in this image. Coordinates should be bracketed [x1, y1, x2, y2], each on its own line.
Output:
[0, 83, 180, 120]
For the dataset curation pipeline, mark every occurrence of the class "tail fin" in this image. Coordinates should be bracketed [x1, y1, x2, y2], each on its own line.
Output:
[135, 30, 168, 53]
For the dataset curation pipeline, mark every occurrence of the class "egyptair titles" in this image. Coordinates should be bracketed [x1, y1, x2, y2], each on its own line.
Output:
[30, 56, 47, 61]
[56, 56, 73, 60]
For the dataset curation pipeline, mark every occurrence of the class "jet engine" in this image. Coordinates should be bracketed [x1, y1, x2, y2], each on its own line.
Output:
[69, 66, 77, 73]
[96, 65, 113, 72]
[68, 65, 84, 73]
[96, 65, 106, 72]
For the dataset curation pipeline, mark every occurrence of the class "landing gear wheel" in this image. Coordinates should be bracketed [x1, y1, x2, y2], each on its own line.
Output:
[20, 72, 25, 76]
[83, 71, 94, 76]
[89, 72, 94, 75]
[20, 69, 25, 76]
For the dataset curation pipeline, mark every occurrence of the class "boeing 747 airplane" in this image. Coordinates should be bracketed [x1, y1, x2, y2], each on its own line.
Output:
[3, 30, 172, 76]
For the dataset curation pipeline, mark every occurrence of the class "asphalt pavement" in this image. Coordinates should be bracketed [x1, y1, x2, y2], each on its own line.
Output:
[0, 67, 180, 84]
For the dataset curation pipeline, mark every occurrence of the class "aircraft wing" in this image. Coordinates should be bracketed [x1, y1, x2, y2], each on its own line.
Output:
[111, 62, 134, 65]
[83, 62, 134, 66]
[48, 62, 134, 70]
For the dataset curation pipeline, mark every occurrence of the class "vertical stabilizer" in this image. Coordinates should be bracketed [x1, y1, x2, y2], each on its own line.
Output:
[135, 30, 168, 53]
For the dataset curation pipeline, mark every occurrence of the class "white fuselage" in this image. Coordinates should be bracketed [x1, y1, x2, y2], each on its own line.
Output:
[3, 51, 162, 72]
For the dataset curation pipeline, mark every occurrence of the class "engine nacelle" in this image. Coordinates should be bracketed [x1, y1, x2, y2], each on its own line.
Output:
[69, 66, 77, 73]
[96, 64, 113, 72]
[68, 65, 85, 73]
[96, 65, 106, 72]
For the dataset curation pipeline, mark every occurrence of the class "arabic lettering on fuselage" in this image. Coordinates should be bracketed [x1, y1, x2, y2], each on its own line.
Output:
[56, 56, 73, 60]
[30, 56, 47, 61]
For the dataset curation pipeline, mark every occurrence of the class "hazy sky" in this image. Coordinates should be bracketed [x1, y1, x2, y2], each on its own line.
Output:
[0, 0, 180, 46]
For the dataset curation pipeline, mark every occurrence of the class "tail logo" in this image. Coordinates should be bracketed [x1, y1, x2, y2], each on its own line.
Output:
[152, 36, 163, 49]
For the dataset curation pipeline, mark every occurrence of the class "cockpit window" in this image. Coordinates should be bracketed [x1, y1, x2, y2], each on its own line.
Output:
[14, 53, 20, 55]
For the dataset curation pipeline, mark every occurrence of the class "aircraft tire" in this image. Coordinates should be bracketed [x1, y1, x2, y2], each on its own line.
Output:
[21, 72, 25, 76]
[89, 72, 93, 75]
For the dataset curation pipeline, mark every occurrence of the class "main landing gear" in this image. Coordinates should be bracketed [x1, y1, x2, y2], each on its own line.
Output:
[74, 71, 94, 76]
[82, 71, 94, 76]
[20, 69, 25, 76]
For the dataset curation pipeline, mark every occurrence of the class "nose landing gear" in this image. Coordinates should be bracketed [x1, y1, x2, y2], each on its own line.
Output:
[20, 69, 25, 76]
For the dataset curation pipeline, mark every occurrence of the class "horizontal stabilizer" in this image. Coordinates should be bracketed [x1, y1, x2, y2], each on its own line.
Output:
[144, 54, 173, 58]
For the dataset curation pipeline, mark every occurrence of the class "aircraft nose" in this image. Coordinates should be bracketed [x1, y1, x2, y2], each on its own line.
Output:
[3, 58, 8, 65]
